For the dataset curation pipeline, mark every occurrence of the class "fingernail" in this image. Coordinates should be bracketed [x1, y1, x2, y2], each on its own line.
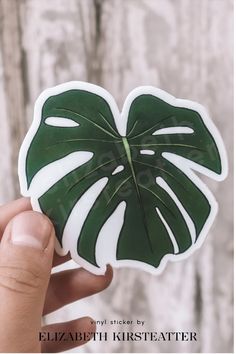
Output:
[10, 212, 52, 250]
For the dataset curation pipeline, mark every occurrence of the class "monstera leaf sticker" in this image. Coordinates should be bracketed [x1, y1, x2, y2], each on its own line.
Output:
[18, 82, 228, 275]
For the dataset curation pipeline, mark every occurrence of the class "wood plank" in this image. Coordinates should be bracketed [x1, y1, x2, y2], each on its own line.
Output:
[0, 0, 233, 352]
[0, 0, 26, 196]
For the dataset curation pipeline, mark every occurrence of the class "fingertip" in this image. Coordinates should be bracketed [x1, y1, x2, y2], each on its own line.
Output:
[82, 317, 96, 343]
[4, 209, 54, 252]
[104, 264, 113, 286]
[19, 197, 32, 209]
[0, 198, 32, 236]
[0, 197, 31, 211]
[83, 316, 96, 333]
[70, 316, 96, 341]
[9, 210, 54, 232]
[89, 265, 113, 293]
[7, 210, 54, 249]
[69, 265, 113, 297]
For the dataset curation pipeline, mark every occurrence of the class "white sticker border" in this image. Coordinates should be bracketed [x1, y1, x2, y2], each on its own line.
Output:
[18, 81, 228, 275]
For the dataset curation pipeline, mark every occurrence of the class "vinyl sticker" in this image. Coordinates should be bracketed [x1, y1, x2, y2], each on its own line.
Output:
[18, 82, 228, 275]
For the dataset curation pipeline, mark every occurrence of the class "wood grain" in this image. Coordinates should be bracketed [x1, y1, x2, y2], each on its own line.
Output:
[0, 0, 233, 352]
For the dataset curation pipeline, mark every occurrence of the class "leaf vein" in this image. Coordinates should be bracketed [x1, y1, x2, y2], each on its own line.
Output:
[128, 115, 174, 140]
[56, 108, 119, 139]
[138, 184, 175, 218]
[98, 112, 120, 137]
[133, 159, 189, 193]
[131, 143, 204, 151]
[67, 153, 127, 193]
[106, 176, 132, 206]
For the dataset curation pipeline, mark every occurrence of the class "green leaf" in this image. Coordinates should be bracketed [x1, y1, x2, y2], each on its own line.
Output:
[19, 83, 227, 274]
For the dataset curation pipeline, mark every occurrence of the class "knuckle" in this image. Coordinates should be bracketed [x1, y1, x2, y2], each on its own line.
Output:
[0, 264, 41, 295]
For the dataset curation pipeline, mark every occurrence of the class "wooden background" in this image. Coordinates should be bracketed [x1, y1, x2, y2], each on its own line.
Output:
[0, 0, 233, 352]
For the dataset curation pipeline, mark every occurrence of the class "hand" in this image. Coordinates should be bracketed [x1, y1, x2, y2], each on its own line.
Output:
[0, 198, 113, 352]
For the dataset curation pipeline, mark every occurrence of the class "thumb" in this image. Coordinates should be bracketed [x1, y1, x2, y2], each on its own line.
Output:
[0, 211, 54, 353]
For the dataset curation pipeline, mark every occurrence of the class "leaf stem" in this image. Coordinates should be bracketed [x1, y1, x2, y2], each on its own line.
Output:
[122, 137, 154, 254]
[122, 138, 140, 197]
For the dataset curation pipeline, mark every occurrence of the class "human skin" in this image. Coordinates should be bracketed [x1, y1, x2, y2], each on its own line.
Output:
[0, 198, 113, 352]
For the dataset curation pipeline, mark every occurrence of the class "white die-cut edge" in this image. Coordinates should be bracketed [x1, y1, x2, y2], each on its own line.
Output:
[18, 81, 228, 275]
